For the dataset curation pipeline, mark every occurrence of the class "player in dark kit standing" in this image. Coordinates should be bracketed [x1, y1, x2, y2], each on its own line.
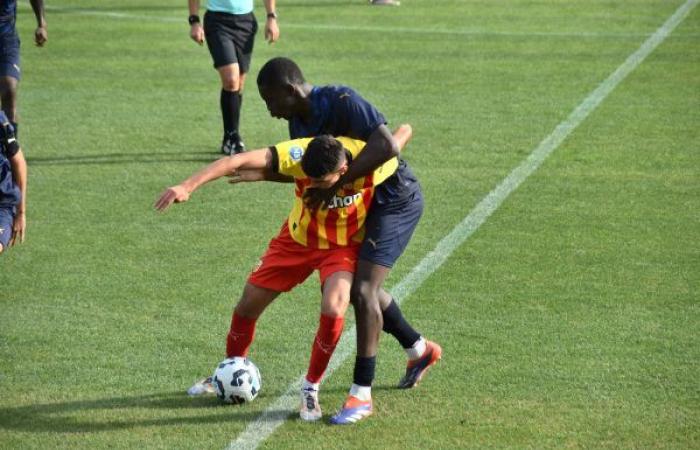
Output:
[0, 0, 47, 134]
[0, 112, 26, 254]
[255, 57, 442, 424]
[188, 0, 279, 155]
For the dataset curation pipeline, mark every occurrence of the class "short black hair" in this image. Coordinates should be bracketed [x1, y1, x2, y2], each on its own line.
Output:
[257, 57, 306, 88]
[302, 135, 346, 178]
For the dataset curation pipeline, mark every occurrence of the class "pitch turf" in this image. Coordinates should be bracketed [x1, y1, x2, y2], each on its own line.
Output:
[1, 0, 698, 448]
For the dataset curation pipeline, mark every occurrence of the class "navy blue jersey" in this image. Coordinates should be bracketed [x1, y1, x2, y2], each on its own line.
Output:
[0, 112, 20, 208]
[289, 86, 385, 141]
[289, 85, 420, 205]
[0, 0, 17, 36]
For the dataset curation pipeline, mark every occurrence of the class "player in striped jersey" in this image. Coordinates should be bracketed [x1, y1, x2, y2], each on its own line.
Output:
[155, 125, 412, 421]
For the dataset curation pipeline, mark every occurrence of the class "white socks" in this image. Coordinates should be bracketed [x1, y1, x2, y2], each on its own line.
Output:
[302, 378, 320, 392]
[349, 383, 372, 401]
[405, 336, 427, 360]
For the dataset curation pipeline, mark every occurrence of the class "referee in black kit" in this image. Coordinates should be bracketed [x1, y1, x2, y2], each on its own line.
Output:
[188, 0, 279, 155]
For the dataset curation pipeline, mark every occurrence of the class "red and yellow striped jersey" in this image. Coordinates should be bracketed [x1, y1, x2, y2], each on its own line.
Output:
[273, 137, 398, 249]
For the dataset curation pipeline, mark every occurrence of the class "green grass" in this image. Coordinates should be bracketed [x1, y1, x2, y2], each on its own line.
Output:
[1, 0, 699, 448]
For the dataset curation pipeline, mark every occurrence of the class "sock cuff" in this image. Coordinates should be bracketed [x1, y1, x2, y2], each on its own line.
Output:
[319, 313, 345, 333]
[232, 312, 257, 329]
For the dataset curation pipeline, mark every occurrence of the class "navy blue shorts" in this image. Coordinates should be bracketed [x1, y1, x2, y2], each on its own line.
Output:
[0, 34, 20, 80]
[0, 206, 14, 249]
[359, 189, 424, 268]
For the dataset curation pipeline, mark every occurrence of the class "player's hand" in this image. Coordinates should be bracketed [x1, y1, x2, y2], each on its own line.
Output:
[154, 185, 190, 212]
[190, 23, 205, 45]
[303, 186, 336, 211]
[34, 26, 47, 47]
[265, 18, 279, 43]
[227, 169, 265, 184]
[9, 211, 25, 246]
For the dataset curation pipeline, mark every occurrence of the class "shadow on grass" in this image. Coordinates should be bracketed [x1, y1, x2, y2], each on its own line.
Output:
[0, 391, 287, 433]
[26, 152, 218, 166]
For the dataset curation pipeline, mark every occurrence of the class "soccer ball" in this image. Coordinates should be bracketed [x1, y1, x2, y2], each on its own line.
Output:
[213, 357, 261, 404]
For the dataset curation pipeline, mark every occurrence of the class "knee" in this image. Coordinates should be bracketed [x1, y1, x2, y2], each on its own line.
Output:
[221, 77, 239, 92]
[0, 77, 17, 97]
[351, 282, 380, 315]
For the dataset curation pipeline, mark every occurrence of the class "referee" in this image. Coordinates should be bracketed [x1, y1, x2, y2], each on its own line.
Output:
[188, 0, 279, 155]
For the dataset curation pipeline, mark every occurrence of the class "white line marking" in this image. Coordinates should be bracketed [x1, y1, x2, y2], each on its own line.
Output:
[226, 0, 698, 448]
[22, 4, 666, 39]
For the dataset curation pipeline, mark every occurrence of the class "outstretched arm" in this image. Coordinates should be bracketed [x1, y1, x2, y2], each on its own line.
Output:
[29, 0, 47, 46]
[155, 148, 272, 211]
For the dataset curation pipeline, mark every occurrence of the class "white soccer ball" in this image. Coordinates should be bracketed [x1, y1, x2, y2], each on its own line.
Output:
[213, 357, 262, 404]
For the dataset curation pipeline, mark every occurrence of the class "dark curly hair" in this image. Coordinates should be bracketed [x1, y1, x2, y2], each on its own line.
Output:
[302, 135, 346, 178]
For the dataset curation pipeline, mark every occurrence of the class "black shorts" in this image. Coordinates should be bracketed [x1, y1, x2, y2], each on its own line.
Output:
[359, 189, 424, 268]
[204, 11, 258, 72]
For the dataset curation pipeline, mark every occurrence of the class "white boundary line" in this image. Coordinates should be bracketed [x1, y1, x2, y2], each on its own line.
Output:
[226, 0, 698, 448]
[20, 4, 662, 39]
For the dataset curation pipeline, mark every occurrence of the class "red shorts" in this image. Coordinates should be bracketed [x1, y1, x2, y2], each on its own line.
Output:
[247, 224, 359, 292]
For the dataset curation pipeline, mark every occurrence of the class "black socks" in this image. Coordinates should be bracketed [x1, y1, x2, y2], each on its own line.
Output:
[382, 299, 421, 349]
[220, 89, 241, 136]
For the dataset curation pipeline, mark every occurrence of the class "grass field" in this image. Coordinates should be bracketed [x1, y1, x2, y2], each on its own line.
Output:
[1, 0, 699, 448]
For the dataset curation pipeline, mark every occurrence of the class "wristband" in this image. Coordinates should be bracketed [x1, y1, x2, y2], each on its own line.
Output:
[188, 15, 200, 25]
[266, 12, 277, 19]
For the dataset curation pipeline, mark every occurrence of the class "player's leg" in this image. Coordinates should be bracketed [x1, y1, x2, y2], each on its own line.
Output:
[226, 282, 280, 357]
[189, 224, 309, 396]
[203, 12, 244, 155]
[229, 224, 313, 359]
[0, 76, 18, 128]
[216, 62, 245, 154]
[376, 287, 442, 388]
[0, 32, 21, 132]
[299, 270, 352, 421]
[225, 11, 257, 155]
[332, 190, 440, 424]
[328, 260, 386, 425]
[299, 245, 356, 421]
[187, 282, 280, 396]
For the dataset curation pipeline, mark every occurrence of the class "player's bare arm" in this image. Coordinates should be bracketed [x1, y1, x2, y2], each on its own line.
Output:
[264, 0, 279, 43]
[155, 149, 272, 211]
[29, 0, 47, 46]
[303, 124, 412, 209]
[9, 148, 26, 246]
[188, 0, 204, 45]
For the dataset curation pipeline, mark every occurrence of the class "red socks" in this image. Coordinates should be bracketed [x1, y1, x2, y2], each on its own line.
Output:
[306, 314, 345, 384]
[226, 311, 345, 384]
[226, 312, 257, 358]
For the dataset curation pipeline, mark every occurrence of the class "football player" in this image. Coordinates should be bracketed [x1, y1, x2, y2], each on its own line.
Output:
[156, 126, 412, 421]
[255, 57, 442, 424]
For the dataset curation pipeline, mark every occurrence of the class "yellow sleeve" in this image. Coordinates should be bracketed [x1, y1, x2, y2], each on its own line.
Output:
[274, 138, 313, 178]
[336, 137, 366, 158]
